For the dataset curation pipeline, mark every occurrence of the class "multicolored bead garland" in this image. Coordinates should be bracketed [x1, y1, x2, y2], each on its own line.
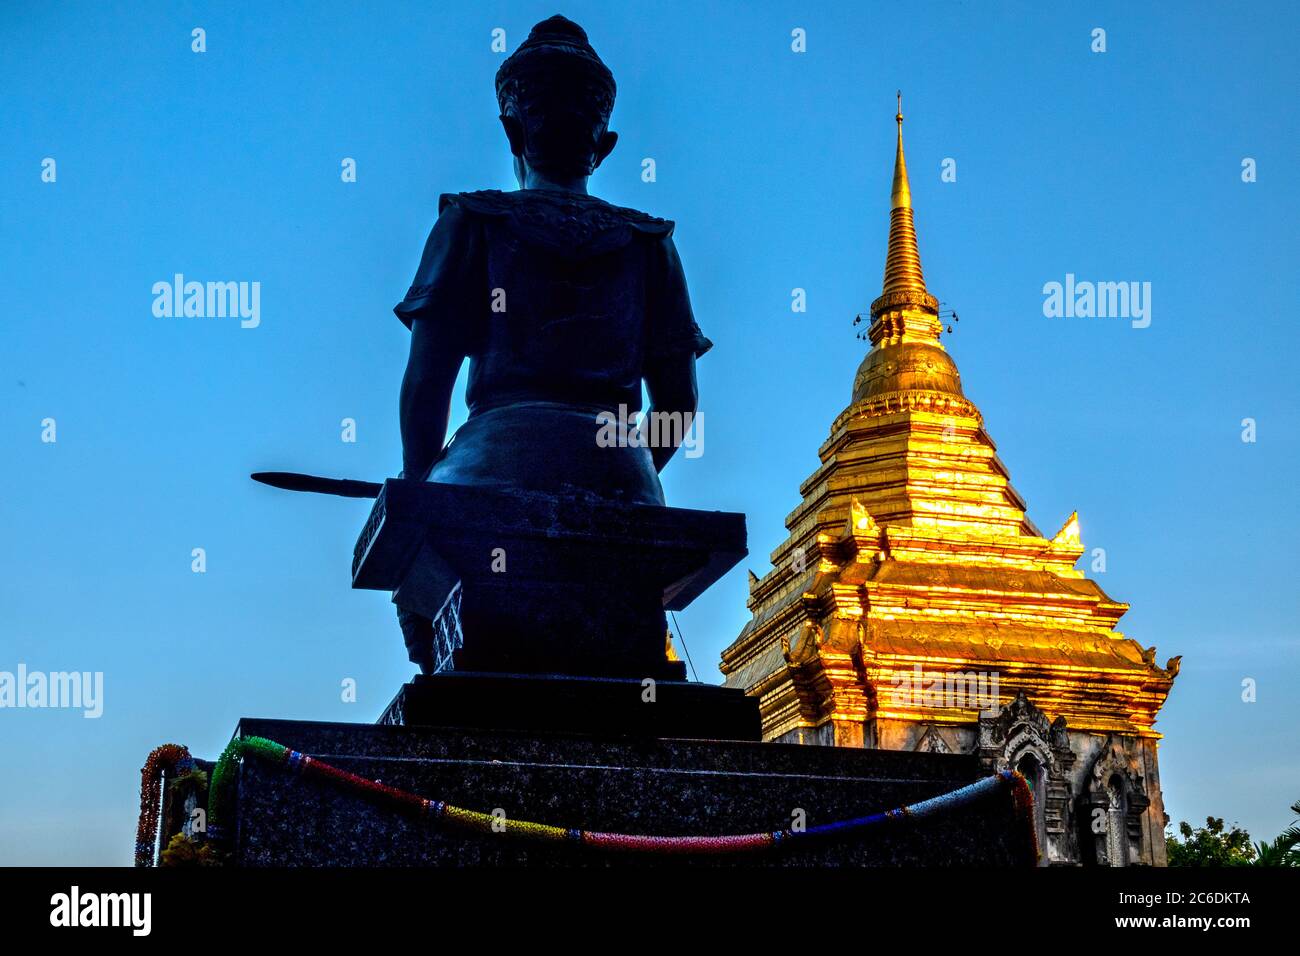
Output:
[1006, 762, 1040, 864]
[184, 735, 1038, 861]
[135, 743, 195, 867]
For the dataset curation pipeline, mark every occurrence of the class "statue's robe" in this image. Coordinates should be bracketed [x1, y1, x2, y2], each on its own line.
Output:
[394, 187, 710, 506]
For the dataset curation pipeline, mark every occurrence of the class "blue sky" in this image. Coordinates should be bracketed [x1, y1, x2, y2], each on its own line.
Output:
[1, 1, 1296, 865]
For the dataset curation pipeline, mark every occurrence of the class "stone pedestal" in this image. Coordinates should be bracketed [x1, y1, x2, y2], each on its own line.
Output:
[228, 718, 1030, 867]
[352, 480, 746, 679]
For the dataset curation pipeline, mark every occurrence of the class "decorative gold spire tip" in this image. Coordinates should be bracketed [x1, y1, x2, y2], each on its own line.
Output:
[873, 91, 934, 316]
[891, 90, 911, 210]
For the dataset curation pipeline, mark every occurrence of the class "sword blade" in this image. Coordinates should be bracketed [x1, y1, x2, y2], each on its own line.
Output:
[251, 471, 384, 499]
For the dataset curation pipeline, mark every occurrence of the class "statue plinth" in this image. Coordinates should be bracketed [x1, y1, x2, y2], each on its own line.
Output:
[353, 479, 746, 681]
[378, 671, 762, 740]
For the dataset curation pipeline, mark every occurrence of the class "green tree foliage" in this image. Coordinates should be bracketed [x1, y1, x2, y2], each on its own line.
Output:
[1167, 799, 1300, 867]
[1242, 800, 1300, 867]
[1165, 816, 1254, 866]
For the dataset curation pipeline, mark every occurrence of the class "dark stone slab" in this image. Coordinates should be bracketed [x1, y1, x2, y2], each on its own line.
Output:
[238, 717, 978, 779]
[230, 718, 1029, 867]
[377, 672, 762, 741]
[351, 480, 746, 678]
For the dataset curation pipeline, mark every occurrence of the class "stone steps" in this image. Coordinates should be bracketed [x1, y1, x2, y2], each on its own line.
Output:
[228, 718, 1028, 867]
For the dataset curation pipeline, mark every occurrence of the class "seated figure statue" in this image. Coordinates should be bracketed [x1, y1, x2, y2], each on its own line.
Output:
[392, 16, 710, 672]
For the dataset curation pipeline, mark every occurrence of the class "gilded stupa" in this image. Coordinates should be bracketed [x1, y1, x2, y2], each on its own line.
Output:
[720, 98, 1179, 866]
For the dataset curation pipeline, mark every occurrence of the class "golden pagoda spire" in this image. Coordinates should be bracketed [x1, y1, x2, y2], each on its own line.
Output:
[880, 91, 930, 301]
[724, 102, 1179, 849]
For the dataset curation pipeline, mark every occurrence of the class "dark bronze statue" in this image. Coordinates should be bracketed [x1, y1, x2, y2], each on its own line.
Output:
[392, 16, 710, 672]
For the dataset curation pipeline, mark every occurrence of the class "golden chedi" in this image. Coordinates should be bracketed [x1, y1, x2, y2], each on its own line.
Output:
[720, 97, 1179, 866]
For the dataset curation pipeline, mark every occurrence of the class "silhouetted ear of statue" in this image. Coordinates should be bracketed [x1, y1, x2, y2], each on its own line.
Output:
[389, 15, 713, 673]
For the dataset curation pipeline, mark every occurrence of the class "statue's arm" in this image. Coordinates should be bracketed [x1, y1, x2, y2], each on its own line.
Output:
[643, 233, 708, 473]
[399, 317, 462, 480]
[644, 353, 698, 473]
[394, 200, 480, 480]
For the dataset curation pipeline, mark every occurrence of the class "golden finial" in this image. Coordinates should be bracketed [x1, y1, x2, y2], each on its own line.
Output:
[870, 91, 938, 321]
[891, 90, 911, 210]
[877, 91, 930, 306]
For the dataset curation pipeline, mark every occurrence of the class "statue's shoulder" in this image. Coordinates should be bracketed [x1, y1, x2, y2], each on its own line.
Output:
[439, 190, 674, 253]
[439, 190, 515, 217]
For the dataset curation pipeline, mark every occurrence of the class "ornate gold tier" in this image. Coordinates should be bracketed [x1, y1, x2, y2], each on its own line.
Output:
[722, 496, 1179, 743]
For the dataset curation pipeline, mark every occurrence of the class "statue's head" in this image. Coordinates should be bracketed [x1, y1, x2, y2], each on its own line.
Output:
[495, 15, 618, 184]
